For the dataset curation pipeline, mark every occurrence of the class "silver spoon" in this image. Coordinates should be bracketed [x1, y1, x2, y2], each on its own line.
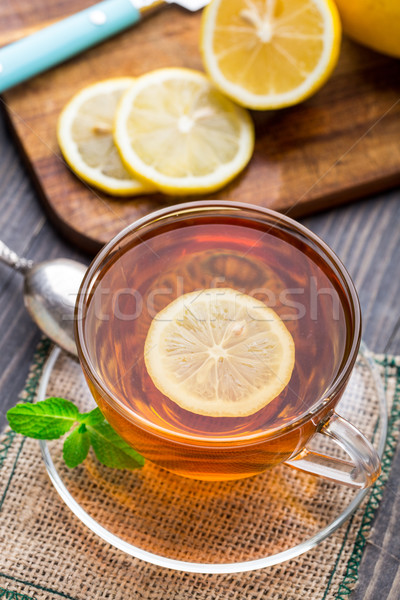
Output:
[0, 240, 87, 356]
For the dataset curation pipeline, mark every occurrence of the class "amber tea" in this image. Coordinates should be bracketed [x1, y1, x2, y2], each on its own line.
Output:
[78, 205, 357, 481]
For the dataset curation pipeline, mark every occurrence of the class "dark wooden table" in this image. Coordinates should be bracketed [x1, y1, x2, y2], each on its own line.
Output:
[0, 102, 399, 598]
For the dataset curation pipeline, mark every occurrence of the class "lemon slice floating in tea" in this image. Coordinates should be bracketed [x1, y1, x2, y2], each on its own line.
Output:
[114, 68, 254, 195]
[144, 288, 295, 417]
[57, 78, 155, 196]
[200, 0, 341, 109]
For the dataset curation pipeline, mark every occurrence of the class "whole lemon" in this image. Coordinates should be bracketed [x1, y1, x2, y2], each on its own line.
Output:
[334, 0, 400, 58]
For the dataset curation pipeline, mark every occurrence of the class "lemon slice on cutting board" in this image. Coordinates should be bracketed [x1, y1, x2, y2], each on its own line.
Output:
[114, 68, 255, 195]
[201, 0, 342, 109]
[144, 288, 295, 417]
[57, 78, 155, 196]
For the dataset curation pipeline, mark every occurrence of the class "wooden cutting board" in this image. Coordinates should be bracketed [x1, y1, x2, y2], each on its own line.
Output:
[2, 0, 400, 254]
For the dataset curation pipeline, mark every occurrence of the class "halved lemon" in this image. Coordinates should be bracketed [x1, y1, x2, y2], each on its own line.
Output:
[114, 68, 255, 195]
[57, 78, 155, 196]
[201, 0, 342, 109]
[144, 288, 295, 417]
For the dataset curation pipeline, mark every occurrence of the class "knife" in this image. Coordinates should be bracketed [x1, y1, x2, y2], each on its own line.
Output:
[0, 0, 208, 94]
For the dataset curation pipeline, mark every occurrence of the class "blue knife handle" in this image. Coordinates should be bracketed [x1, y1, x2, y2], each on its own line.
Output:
[0, 0, 141, 93]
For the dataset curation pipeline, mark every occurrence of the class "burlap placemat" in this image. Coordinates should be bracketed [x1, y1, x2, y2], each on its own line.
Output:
[0, 339, 399, 600]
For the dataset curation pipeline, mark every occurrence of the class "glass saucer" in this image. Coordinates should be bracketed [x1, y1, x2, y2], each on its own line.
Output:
[37, 343, 386, 574]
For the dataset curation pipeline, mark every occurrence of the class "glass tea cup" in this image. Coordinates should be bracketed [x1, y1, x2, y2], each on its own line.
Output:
[75, 201, 380, 488]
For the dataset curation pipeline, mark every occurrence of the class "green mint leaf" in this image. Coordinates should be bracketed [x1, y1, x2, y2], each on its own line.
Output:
[88, 421, 145, 470]
[77, 407, 104, 426]
[63, 424, 90, 468]
[7, 397, 79, 439]
[7, 397, 144, 473]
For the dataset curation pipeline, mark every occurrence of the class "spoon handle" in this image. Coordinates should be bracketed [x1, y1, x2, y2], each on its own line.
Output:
[0, 240, 33, 273]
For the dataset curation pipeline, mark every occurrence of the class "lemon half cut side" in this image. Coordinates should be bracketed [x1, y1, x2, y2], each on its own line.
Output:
[144, 288, 295, 418]
[57, 78, 155, 196]
[201, 0, 342, 110]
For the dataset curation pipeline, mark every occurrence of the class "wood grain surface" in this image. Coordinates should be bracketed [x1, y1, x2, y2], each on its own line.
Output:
[2, 0, 400, 252]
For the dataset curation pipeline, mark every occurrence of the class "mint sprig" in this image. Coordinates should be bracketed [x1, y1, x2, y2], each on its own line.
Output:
[7, 398, 144, 471]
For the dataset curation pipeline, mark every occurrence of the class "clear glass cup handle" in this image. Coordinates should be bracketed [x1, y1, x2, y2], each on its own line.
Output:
[285, 413, 381, 489]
